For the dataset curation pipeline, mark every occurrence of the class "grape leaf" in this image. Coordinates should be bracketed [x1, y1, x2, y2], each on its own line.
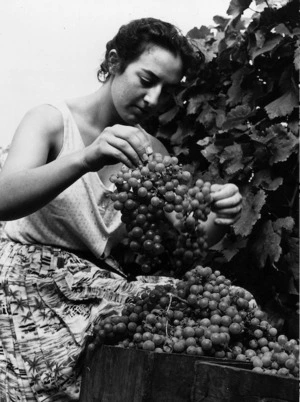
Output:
[202, 165, 224, 184]
[197, 136, 210, 147]
[201, 143, 220, 163]
[159, 105, 179, 125]
[233, 188, 266, 237]
[294, 40, 300, 70]
[278, 66, 296, 93]
[251, 35, 282, 60]
[210, 234, 247, 261]
[273, 217, 295, 233]
[222, 105, 253, 130]
[268, 0, 290, 6]
[251, 220, 282, 268]
[215, 110, 226, 128]
[282, 236, 299, 291]
[293, 27, 300, 36]
[265, 124, 299, 164]
[156, 124, 178, 142]
[227, 0, 252, 17]
[265, 90, 298, 119]
[272, 23, 292, 36]
[213, 15, 230, 29]
[255, 29, 267, 48]
[187, 26, 211, 39]
[250, 128, 276, 145]
[220, 143, 244, 175]
[227, 68, 245, 107]
[251, 124, 298, 165]
[288, 276, 299, 296]
[170, 124, 197, 147]
[189, 38, 217, 62]
[288, 119, 299, 135]
[186, 94, 211, 115]
[252, 169, 283, 191]
[197, 103, 217, 128]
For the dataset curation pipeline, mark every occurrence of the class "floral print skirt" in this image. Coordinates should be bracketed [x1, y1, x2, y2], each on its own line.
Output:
[0, 240, 175, 402]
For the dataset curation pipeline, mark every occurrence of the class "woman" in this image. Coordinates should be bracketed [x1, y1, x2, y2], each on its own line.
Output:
[0, 18, 242, 401]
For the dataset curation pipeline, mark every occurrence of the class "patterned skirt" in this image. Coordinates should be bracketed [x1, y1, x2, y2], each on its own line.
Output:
[0, 240, 175, 402]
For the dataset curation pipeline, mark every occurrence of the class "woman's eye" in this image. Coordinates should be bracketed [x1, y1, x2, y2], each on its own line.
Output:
[140, 77, 152, 87]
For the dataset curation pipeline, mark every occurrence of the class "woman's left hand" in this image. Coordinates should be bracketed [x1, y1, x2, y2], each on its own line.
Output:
[210, 183, 242, 226]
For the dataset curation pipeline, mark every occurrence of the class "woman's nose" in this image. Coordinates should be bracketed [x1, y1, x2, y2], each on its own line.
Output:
[144, 85, 162, 108]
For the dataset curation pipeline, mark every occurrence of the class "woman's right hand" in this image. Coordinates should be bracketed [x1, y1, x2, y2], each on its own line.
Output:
[82, 124, 153, 171]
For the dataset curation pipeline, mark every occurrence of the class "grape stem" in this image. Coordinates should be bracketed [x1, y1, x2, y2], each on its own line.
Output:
[167, 292, 188, 305]
[165, 293, 173, 338]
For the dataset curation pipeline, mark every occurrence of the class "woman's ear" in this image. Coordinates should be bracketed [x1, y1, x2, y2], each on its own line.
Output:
[108, 49, 120, 75]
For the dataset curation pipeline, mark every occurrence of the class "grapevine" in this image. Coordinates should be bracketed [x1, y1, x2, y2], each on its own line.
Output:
[152, 0, 299, 336]
[87, 265, 299, 379]
[109, 152, 212, 275]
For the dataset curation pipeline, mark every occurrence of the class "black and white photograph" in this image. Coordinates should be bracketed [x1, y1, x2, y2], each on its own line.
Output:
[0, 0, 298, 401]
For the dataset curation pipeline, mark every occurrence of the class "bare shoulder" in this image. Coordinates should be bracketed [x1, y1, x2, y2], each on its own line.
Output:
[1, 104, 64, 174]
[19, 104, 64, 137]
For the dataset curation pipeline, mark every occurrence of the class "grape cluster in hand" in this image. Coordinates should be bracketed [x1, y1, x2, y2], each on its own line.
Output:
[88, 265, 299, 379]
[109, 153, 212, 275]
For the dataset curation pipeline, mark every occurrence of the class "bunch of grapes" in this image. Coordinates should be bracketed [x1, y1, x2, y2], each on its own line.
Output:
[109, 153, 212, 275]
[88, 265, 299, 379]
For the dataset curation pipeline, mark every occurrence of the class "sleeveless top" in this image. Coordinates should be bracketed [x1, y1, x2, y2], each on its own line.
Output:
[4, 101, 123, 258]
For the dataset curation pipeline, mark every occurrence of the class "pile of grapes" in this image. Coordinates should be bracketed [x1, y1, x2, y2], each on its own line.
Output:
[109, 153, 212, 275]
[88, 266, 299, 379]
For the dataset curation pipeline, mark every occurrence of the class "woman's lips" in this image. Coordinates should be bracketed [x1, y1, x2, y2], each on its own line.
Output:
[134, 105, 148, 116]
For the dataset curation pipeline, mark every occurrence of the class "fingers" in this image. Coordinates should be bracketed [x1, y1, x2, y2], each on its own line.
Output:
[210, 183, 240, 201]
[211, 184, 241, 206]
[214, 207, 242, 225]
[137, 126, 154, 157]
[105, 135, 142, 168]
[215, 216, 240, 225]
[112, 125, 153, 165]
[212, 192, 242, 210]
[214, 205, 242, 216]
[210, 183, 243, 226]
[85, 125, 155, 171]
[210, 183, 223, 193]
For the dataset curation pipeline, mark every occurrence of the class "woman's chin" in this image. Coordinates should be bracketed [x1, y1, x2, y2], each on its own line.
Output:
[121, 114, 144, 126]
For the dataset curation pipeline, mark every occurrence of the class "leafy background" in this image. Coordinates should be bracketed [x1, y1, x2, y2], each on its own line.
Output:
[145, 0, 299, 338]
[0, 0, 298, 337]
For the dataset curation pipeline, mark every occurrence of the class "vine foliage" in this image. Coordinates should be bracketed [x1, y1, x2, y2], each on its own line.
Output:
[153, 0, 299, 335]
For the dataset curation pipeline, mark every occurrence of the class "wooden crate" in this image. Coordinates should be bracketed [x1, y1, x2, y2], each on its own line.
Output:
[79, 345, 299, 402]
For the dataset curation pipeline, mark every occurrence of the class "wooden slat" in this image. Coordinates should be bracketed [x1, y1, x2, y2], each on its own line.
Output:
[192, 361, 299, 402]
[79, 345, 299, 402]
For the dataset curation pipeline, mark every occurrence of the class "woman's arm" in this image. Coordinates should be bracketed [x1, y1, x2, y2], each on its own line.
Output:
[0, 105, 88, 220]
[0, 107, 153, 221]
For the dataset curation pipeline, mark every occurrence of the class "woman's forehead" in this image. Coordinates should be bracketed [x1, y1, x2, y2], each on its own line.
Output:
[133, 44, 183, 84]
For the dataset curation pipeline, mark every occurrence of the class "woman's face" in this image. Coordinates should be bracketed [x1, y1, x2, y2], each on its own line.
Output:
[109, 44, 183, 125]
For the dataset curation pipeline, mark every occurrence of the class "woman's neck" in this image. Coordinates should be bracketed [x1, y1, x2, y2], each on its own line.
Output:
[67, 82, 124, 146]
[89, 82, 125, 130]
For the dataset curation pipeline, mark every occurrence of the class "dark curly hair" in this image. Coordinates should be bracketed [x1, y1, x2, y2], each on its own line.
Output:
[97, 17, 203, 82]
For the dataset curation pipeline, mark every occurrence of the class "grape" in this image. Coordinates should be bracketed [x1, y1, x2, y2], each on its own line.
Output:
[137, 187, 148, 197]
[173, 340, 186, 353]
[201, 338, 213, 351]
[277, 334, 288, 346]
[143, 340, 155, 351]
[109, 153, 213, 275]
[88, 265, 299, 380]
[254, 329, 264, 339]
[252, 356, 263, 368]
